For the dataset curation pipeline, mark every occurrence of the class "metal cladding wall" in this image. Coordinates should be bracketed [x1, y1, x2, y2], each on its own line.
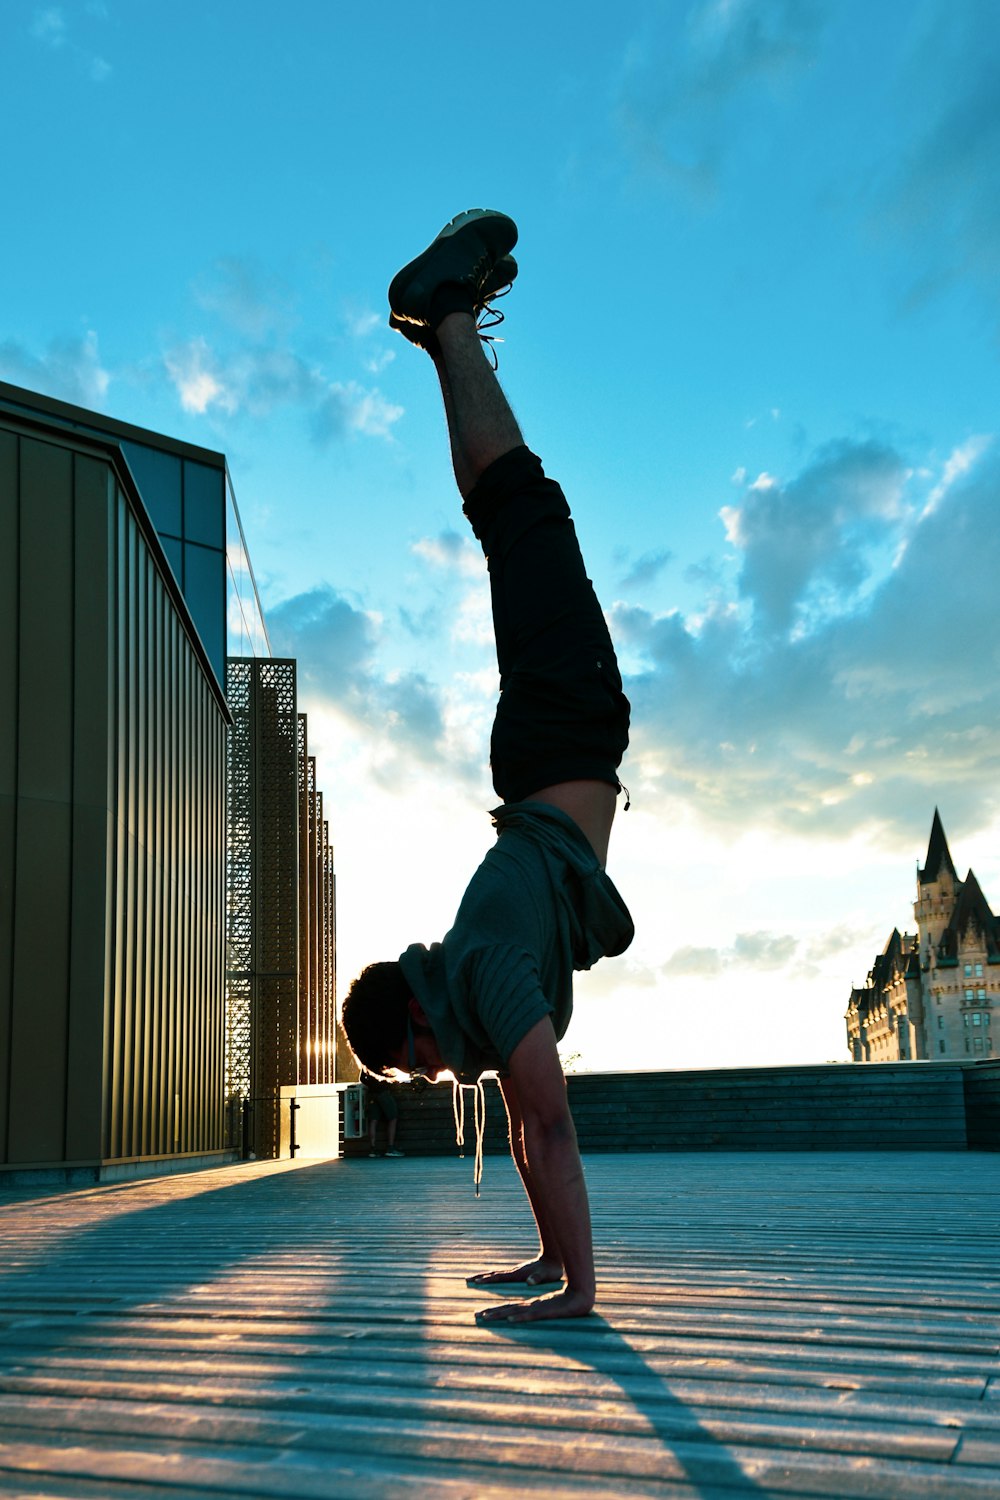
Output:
[0, 414, 229, 1172]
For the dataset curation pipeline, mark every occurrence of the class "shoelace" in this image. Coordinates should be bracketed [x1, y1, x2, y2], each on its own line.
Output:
[452, 1078, 487, 1196]
[476, 282, 511, 370]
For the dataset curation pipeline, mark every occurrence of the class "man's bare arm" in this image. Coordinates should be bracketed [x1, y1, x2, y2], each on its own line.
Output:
[475, 1017, 595, 1324]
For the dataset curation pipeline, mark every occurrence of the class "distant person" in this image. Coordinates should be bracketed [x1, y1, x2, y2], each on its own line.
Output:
[360, 1070, 403, 1157]
[342, 210, 633, 1325]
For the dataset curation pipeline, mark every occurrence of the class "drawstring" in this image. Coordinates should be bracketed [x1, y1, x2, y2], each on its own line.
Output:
[452, 1078, 487, 1196]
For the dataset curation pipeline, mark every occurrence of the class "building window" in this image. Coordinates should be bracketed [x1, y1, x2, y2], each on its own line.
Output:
[976, 963, 984, 977]
[965, 988, 974, 1001]
[938, 1016, 944, 1029]
[965, 963, 972, 976]
[974, 1037, 984, 1053]
[939, 1040, 946, 1054]
[978, 988, 986, 1000]
[973, 1013, 982, 1026]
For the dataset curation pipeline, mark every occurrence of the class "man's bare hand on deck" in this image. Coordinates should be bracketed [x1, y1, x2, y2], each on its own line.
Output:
[466, 1254, 563, 1290]
[475, 1287, 595, 1325]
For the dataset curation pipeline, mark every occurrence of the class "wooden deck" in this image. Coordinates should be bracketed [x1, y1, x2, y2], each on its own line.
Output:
[0, 1150, 998, 1498]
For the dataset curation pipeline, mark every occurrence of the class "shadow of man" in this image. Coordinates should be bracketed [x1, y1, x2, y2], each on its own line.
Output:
[479, 1312, 768, 1496]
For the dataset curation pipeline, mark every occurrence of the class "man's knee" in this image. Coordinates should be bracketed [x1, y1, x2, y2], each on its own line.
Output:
[463, 447, 571, 565]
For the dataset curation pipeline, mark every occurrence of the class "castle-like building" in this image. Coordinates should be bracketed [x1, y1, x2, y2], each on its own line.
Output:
[846, 811, 998, 1062]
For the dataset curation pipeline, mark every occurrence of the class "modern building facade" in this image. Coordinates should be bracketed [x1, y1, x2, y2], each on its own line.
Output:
[847, 811, 999, 1062]
[225, 660, 336, 1159]
[0, 381, 335, 1178]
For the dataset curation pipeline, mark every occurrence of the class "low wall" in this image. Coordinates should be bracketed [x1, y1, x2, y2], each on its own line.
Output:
[343, 1061, 1000, 1159]
[964, 1060, 1000, 1149]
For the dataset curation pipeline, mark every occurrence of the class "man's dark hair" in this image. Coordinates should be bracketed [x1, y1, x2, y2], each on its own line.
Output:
[341, 961, 410, 1075]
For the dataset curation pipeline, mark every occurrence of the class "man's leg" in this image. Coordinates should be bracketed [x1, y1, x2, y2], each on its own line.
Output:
[432, 313, 523, 497]
[433, 321, 626, 862]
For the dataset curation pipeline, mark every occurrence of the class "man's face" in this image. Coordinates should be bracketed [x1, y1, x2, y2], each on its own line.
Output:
[387, 1007, 447, 1082]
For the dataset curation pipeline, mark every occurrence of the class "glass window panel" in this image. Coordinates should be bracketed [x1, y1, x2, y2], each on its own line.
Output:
[184, 460, 225, 549]
[183, 542, 226, 685]
[121, 442, 182, 537]
[161, 535, 183, 585]
[227, 475, 271, 657]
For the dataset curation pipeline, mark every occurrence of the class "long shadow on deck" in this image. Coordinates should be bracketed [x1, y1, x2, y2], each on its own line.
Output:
[480, 1314, 765, 1495]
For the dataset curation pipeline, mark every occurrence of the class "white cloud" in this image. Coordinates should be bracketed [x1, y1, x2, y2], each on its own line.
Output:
[409, 533, 493, 646]
[0, 330, 110, 407]
[921, 435, 991, 518]
[31, 7, 67, 45]
[163, 257, 404, 442]
[615, 432, 1000, 842]
[163, 337, 402, 441]
[662, 944, 724, 978]
[332, 381, 403, 439]
[266, 585, 482, 792]
[618, 547, 674, 591]
[452, 585, 494, 648]
[411, 531, 482, 578]
[194, 258, 296, 341]
[30, 3, 111, 81]
[663, 929, 798, 978]
[364, 348, 396, 375]
[345, 308, 382, 338]
[616, 0, 826, 192]
[723, 438, 907, 634]
[164, 338, 235, 415]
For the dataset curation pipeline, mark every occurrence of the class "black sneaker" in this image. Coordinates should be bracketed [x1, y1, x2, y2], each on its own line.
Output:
[389, 255, 518, 353]
[388, 209, 518, 329]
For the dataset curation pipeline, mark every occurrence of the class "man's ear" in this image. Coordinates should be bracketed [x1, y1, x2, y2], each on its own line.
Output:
[408, 996, 430, 1028]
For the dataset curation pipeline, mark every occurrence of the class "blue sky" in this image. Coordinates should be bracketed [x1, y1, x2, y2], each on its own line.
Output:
[3, 0, 999, 1070]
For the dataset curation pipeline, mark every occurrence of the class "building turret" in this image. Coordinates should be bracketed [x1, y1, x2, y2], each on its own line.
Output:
[914, 808, 960, 962]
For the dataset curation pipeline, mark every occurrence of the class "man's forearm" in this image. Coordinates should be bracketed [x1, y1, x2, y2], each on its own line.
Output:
[520, 1111, 595, 1303]
[490, 1017, 597, 1322]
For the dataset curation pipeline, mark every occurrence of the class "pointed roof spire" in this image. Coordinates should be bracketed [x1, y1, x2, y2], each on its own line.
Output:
[919, 808, 957, 886]
[942, 869, 1000, 958]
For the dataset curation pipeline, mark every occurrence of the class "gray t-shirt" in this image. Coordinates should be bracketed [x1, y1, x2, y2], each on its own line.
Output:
[399, 801, 634, 1083]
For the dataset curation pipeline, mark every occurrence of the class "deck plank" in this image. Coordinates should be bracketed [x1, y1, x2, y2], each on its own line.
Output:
[0, 1150, 998, 1497]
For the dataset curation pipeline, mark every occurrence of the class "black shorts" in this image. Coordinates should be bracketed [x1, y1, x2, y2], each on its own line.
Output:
[463, 447, 630, 804]
[368, 1087, 398, 1122]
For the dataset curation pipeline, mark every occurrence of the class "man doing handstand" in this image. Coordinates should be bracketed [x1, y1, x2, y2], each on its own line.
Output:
[342, 209, 633, 1325]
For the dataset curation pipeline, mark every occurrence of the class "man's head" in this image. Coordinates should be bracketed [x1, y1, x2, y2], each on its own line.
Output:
[342, 961, 446, 1080]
